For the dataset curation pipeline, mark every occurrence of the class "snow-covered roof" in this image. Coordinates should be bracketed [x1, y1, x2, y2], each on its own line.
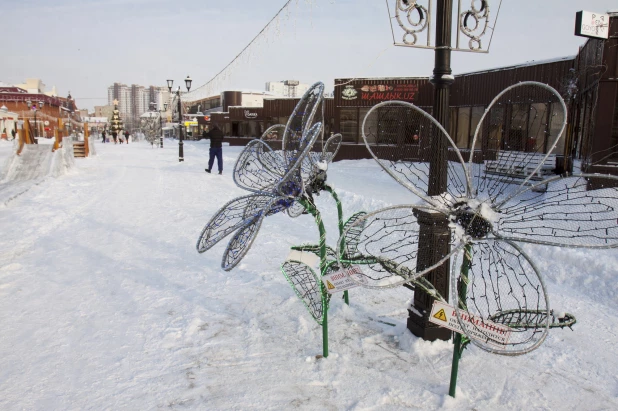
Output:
[457, 55, 577, 77]
[334, 76, 428, 82]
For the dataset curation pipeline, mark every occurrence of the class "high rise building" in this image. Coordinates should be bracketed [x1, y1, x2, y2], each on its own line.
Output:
[107, 83, 171, 130]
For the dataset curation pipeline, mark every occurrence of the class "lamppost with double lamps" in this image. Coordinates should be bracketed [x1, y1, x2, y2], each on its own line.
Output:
[166, 76, 192, 162]
[26, 99, 44, 140]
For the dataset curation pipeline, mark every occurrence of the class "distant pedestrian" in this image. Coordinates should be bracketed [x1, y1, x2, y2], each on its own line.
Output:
[101, 130, 106, 143]
[203, 123, 224, 175]
[11, 128, 16, 140]
[112, 131, 118, 144]
[124, 130, 130, 144]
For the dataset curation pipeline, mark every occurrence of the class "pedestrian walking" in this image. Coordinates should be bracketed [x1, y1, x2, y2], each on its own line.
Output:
[11, 128, 16, 140]
[202, 123, 224, 175]
[124, 130, 130, 144]
[112, 131, 118, 144]
[101, 130, 106, 143]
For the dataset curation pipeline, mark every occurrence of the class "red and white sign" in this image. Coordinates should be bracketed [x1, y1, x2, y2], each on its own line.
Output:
[321, 265, 366, 294]
[428, 300, 512, 347]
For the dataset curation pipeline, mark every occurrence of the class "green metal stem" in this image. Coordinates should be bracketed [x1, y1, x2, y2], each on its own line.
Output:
[449, 244, 472, 398]
[298, 197, 329, 358]
[324, 185, 349, 305]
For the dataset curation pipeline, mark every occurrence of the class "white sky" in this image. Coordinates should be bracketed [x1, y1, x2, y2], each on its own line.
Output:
[1, 0, 616, 111]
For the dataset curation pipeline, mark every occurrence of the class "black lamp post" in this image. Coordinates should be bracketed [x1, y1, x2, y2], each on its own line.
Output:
[408, 0, 454, 343]
[166, 76, 192, 162]
[26, 99, 44, 140]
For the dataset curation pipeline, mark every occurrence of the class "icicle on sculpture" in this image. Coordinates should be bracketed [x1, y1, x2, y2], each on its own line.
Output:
[335, 81, 618, 393]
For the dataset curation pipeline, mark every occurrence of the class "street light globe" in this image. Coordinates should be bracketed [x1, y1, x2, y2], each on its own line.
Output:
[185, 76, 192, 91]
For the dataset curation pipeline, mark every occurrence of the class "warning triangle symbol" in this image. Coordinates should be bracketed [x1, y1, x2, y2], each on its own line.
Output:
[433, 308, 447, 322]
[326, 280, 336, 290]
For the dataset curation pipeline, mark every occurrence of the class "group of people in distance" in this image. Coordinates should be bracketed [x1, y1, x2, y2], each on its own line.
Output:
[100, 129, 130, 144]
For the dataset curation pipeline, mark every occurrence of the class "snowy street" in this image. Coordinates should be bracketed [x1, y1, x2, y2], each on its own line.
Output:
[1, 139, 617, 410]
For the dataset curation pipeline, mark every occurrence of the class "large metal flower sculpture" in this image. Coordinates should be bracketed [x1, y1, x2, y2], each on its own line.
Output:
[337, 81, 618, 356]
[196, 82, 325, 270]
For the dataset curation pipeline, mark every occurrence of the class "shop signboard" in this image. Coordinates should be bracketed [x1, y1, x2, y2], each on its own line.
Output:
[575, 11, 609, 39]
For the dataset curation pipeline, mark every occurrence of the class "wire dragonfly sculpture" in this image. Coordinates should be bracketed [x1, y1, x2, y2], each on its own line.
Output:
[196, 82, 325, 270]
[196, 82, 365, 358]
[337, 81, 618, 358]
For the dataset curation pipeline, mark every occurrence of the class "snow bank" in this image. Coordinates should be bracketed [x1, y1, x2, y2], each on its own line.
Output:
[87, 136, 97, 156]
[0, 138, 76, 205]
[0, 137, 75, 182]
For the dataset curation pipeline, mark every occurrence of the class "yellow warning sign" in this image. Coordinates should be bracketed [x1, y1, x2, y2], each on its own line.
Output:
[433, 308, 447, 322]
[326, 280, 335, 290]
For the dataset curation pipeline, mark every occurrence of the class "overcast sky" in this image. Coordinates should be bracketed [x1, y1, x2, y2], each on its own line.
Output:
[2, 0, 616, 111]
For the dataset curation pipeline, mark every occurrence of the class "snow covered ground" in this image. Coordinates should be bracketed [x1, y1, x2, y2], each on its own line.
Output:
[0, 138, 617, 410]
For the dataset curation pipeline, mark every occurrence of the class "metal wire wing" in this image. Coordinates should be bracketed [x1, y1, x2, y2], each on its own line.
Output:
[281, 82, 325, 164]
[339, 211, 368, 259]
[495, 173, 618, 248]
[196, 194, 273, 253]
[468, 81, 568, 206]
[361, 100, 469, 210]
[221, 196, 290, 271]
[320, 133, 343, 163]
[233, 139, 286, 195]
[281, 260, 325, 324]
[337, 205, 465, 288]
[450, 239, 550, 356]
[306, 132, 343, 168]
[276, 122, 322, 198]
[260, 124, 286, 142]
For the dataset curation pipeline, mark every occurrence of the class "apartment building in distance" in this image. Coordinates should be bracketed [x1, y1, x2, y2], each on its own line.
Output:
[107, 83, 171, 130]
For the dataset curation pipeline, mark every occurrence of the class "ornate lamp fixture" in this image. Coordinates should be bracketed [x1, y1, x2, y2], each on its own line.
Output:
[386, 0, 501, 52]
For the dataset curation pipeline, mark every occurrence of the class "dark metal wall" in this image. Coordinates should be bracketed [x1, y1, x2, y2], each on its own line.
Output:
[451, 58, 576, 106]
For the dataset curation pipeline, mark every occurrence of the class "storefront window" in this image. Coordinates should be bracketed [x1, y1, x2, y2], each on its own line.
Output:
[456, 107, 470, 149]
[487, 107, 504, 152]
[549, 103, 565, 155]
[470, 106, 484, 150]
[449, 107, 458, 142]
[340, 108, 358, 143]
[528, 103, 549, 152]
[506, 104, 528, 151]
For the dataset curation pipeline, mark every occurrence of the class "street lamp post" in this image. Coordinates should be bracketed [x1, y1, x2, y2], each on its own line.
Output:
[26, 99, 44, 140]
[166, 76, 192, 162]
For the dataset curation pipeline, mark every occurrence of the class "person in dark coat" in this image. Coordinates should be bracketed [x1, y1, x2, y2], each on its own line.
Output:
[124, 130, 130, 144]
[11, 128, 16, 140]
[202, 123, 224, 174]
[101, 130, 106, 143]
[112, 131, 118, 144]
